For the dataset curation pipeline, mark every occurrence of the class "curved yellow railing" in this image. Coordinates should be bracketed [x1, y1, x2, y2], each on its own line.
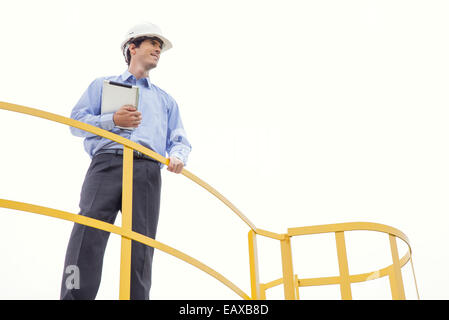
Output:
[0, 101, 419, 300]
[250, 222, 419, 300]
[0, 101, 256, 231]
[0, 101, 253, 300]
[0, 199, 249, 299]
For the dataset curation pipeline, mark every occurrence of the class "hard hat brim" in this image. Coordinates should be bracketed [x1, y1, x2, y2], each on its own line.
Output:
[121, 33, 172, 53]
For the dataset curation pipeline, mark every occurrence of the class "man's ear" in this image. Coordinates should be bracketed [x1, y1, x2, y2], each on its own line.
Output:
[128, 43, 137, 56]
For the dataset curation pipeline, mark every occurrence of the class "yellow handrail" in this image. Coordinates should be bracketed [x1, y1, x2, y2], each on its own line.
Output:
[0, 198, 249, 299]
[0, 101, 419, 300]
[253, 223, 419, 300]
[0, 100, 252, 299]
[0, 101, 256, 231]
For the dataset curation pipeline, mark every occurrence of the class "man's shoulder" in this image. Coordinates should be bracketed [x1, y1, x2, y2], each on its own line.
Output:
[85, 74, 117, 86]
[84, 74, 124, 92]
[97, 74, 122, 83]
[151, 83, 176, 103]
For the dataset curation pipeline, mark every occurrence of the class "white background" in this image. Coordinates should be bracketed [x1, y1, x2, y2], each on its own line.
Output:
[0, 0, 448, 300]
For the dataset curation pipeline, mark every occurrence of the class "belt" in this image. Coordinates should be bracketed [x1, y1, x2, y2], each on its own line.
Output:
[95, 149, 158, 163]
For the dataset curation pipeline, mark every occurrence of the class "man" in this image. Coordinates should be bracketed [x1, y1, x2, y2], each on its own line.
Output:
[60, 22, 191, 300]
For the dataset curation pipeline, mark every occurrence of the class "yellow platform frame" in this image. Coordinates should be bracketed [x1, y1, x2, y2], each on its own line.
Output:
[0, 101, 419, 300]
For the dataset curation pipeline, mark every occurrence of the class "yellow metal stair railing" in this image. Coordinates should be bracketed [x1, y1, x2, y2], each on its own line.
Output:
[0, 101, 419, 300]
[0, 198, 249, 299]
[249, 223, 419, 300]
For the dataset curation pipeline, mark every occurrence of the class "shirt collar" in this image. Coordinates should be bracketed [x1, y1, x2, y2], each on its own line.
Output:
[120, 70, 151, 88]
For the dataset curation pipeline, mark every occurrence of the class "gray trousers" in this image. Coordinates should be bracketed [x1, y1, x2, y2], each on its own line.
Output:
[60, 153, 161, 300]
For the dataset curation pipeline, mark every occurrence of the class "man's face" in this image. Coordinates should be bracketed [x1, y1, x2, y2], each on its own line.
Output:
[129, 38, 162, 70]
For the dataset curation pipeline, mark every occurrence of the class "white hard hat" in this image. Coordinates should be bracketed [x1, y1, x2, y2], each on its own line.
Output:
[121, 22, 172, 62]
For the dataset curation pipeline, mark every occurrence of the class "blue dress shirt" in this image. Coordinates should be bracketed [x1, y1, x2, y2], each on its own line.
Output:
[70, 70, 191, 168]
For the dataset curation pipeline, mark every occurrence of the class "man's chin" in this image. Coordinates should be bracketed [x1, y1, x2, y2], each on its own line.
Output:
[145, 62, 158, 71]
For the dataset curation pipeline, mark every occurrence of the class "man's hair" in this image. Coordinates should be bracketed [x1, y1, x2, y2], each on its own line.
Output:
[124, 36, 164, 66]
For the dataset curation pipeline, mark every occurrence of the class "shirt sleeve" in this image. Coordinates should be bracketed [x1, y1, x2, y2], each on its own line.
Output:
[69, 78, 115, 137]
[165, 97, 192, 166]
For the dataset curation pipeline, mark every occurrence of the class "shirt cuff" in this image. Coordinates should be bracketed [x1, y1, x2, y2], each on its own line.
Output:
[99, 113, 115, 131]
[169, 151, 187, 166]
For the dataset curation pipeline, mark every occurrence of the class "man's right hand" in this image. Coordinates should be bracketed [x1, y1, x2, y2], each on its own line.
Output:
[113, 105, 142, 128]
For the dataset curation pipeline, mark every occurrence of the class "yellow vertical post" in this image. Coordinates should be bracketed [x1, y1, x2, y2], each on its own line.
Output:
[280, 235, 295, 300]
[248, 230, 262, 299]
[294, 274, 300, 300]
[389, 234, 405, 300]
[260, 285, 267, 300]
[119, 146, 133, 300]
[335, 231, 352, 300]
[410, 256, 420, 300]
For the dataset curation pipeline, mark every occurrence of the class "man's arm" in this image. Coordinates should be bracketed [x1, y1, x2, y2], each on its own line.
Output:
[70, 78, 142, 136]
[70, 78, 115, 137]
[166, 98, 192, 174]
